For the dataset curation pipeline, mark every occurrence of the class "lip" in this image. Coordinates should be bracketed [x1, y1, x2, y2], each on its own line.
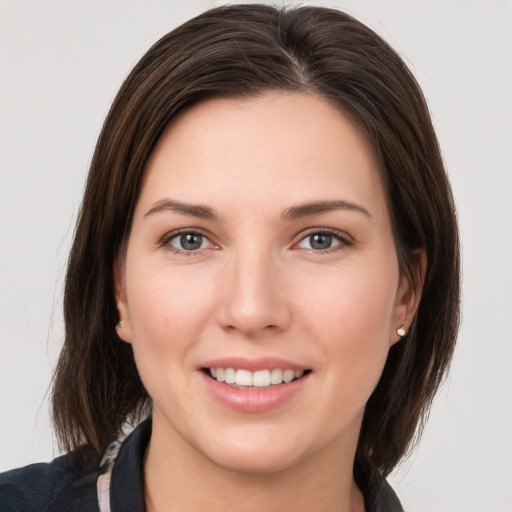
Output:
[201, 356, 307, 372]
[200, 357, 311, 413]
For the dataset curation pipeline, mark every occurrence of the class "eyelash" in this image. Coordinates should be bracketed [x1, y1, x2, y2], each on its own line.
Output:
[294, 228, 353, 253]
[160, 229, 217, 256]
[160, 228, 352, 255]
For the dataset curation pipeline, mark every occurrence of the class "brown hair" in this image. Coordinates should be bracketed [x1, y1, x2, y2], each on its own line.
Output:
[52, 3, 460, 490]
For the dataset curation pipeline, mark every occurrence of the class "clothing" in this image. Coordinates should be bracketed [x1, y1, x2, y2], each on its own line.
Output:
[0, 419, 404, 511]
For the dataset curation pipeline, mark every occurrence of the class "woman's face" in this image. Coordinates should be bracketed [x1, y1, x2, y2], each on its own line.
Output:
[116, 92, 416, 475]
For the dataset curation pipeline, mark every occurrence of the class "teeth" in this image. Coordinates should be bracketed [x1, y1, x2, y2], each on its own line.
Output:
[270, 368, 283, 384]
[282, 369, 294, 383]
[225, 368, 236, 384]
[210, 367, 306, 387]
[252, 369, 270, 387]
[235, 369, 252, 386]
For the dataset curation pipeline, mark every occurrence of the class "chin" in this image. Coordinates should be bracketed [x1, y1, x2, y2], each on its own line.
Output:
[199, 429, 311, 476]
[209, 447, 303, 476]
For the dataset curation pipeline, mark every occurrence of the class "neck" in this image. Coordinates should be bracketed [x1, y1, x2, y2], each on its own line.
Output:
[143, 419, 365, 512]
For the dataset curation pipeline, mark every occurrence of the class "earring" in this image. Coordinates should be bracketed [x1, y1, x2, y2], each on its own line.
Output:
[397, 327, 406, 337]
[116, 321, 125, 329]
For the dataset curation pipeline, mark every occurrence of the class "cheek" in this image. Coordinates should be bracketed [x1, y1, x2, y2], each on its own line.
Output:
[125, 262, 214, 360]
[124, 263, 217, 411]
[300, 265, 397, 335]
[297, 264, 398, 381]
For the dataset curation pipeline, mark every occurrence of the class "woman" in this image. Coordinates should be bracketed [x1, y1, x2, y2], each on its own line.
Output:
[0, 4, 459, 511]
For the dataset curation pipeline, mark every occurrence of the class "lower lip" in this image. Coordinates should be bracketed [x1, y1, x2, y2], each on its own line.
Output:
[201, 372, 310, 413]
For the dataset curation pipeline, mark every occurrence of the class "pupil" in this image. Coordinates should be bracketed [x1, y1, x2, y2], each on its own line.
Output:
[180, 233, 202, 250]
[310, 233, 331, 250]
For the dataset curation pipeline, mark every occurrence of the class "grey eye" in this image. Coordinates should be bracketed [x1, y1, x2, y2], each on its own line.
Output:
[169, 232, 207, 251]
[309, 233, 332, 250]
[297, 232, 344, 251]
[181, 233, 202, 250]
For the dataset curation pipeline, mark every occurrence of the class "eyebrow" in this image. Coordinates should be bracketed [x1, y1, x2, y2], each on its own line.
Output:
[144, 198, 219, 220]
[281, 200, 371, 221]
[144, 198, 371, 222]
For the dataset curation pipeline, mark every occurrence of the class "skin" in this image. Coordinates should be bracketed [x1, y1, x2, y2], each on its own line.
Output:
[115, 92, 423, 512]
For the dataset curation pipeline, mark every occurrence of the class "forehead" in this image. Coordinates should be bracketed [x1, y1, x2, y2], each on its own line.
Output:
[138, 92, 387, 219]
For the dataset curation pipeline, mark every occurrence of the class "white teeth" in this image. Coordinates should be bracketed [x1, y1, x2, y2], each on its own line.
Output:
[282, 369, 294, 383]
[224, 368, 236, 384]
[235, 369, 252, 386]
[252, 369, 271, 387]
[210, 367, 306, 386]
[270, 368, 283, 384]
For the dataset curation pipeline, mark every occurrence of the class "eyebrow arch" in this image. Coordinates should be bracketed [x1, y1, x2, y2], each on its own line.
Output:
[144, 198, 220, 220]
[282, 200, 371, 221]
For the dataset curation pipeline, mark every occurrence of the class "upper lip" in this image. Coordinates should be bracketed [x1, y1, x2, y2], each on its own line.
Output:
[201, 356, 308, 372]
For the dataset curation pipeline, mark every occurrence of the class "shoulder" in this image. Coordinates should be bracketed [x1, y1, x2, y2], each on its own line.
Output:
[0, 450, 101, 512]
[0, 419, 151, 512]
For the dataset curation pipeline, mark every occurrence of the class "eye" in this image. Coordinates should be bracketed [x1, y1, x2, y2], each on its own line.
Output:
[296, 230, 349, 252]
[166, 231, 212, 252]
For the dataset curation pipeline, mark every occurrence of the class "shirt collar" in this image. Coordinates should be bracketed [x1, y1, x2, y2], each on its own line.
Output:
[109, 417, 151, 512]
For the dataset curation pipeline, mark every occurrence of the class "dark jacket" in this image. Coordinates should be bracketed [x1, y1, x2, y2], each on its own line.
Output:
[0, 419, 403, 511]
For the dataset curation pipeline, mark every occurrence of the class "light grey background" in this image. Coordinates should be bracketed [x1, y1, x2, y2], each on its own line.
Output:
[1, 1, 511, 510]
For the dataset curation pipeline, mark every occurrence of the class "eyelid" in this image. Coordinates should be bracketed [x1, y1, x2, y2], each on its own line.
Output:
[160, 228, 219, 253]
[292, 227, 353, 251]
[159, 226, 352, 254]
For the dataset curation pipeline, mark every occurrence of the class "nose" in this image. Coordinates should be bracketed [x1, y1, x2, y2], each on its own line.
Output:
[215, 250, 292, 338]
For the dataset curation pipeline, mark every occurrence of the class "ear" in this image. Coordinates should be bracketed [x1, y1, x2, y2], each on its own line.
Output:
[114, 258, 133, 344]
[390, 248, 427, 346]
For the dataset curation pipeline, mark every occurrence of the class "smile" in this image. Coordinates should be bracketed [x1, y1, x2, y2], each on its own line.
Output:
[207, 367, 307, 387]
